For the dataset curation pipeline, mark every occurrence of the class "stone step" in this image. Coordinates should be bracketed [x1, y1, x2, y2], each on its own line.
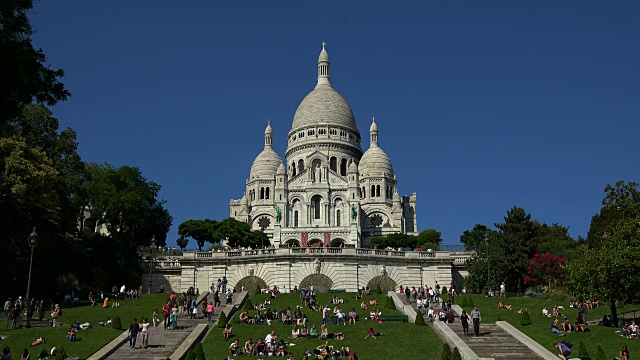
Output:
[446, 323, 543, 359]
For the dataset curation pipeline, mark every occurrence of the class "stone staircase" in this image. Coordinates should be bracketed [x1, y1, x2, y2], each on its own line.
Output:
[446, 322, 543, 359]
[102, 291, 247, 360]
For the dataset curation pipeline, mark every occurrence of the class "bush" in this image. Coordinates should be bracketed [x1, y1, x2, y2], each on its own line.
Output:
[442, 286, 447, 295]
[376, 284, 383, 295]
[54, 346, 67, 360]
[520, 310, 531, 326]
[467, 297, 475, 308]
[415, 313, 426, 326]
[451, 347, 462, 360]
[496, 316, 503, 322]
[112, 316, 122, 330]
[217, 311, 228, 328]
[460, 296, 468, 307]
[255, 285, 261, 296]
[185, 349, 196, 360]
[194, 343, 205, 360]
[595, 345, 606, 360]
[441, 343, 452, 360]
[578, 341, 591, 360]
[243, 298, 253, 310]
[386, 297, 396, 310]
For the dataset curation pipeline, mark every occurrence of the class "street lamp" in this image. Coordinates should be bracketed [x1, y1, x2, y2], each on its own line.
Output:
[148, 235, 156, 295]
[484, 236, 491, 296]
[21, 228, 39, 328]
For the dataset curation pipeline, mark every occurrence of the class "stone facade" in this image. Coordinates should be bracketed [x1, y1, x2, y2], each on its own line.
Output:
[230, 44, 418, 247]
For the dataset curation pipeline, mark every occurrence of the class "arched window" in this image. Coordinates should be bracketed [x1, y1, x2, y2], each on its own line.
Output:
[376, 185, 380, 197]
[371, 185, 375, 198]
[298, 159, 305, 173]
[340, 158, 347, 176]
[291, 162, 297, 177]
[294, 211, 299, 227]
[362, 186, 366, 199]
[265, 187, 270, 200]
[336, 210, 341, 226]
[330, 157, 337, 172]
[260, 187, 265, 199]
[311, 195, 322, 220]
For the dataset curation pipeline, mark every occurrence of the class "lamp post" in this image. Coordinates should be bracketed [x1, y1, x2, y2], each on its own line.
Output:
[21, 228, 39, 328]
[484, 236, 491, 296]
[148, 235, 156, 295]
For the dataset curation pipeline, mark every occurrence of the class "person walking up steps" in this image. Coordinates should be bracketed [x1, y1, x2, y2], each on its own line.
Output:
[140, 318, 150, 349]
[162, 301, 171, 330]
[471, 306, 481, 336]
[128, 318, 140, 349]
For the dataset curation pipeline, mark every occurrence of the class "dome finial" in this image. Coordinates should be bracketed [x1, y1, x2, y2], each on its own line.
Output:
[317, 42, 330, 86]
[369, 117, 379, 147]
[264, 119, 273, 148]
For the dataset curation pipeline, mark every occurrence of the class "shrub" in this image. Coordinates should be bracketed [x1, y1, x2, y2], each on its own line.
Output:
[442, 286, 447, 295]
[520, 310, 532, 326]
[595, 345, 606, 360]
[255, 285, 261, 296]
[386, 297, 396, 310]
[460, 296, 468, 307]
[496, 316, 503, 322]
[578, 341, 591, 360]
[243, 298, 253, 310]
[217, 311, 228, 328]
[467, 297, 475, 308]
[185, 349, 196, 360]
[112, 316, 122, 330]
[415, 313, 426, 326]
[441, 343, 452, 360]
[451, 347, 462, 360]
[54, 346, 67, 360]
[194, 343, 205, 360]
[376, 284, 383, 295]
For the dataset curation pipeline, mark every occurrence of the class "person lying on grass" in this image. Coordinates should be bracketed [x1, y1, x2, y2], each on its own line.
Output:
[29, 337, 45, 346]
[498, 301, 512, 310]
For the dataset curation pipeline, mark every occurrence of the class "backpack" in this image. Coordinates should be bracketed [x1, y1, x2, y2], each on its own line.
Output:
[560, 341, 572, 348]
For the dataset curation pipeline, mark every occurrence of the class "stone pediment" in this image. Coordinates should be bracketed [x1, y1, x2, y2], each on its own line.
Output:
[305, 150, 329, 162]
[326, 171, 348, 185]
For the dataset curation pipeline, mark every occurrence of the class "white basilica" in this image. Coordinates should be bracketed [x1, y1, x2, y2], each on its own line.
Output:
[230, 44, 417, 247]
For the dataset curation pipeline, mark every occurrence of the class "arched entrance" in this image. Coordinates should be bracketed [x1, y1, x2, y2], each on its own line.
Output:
[308, 239, 323, 247]
[299, 274, 333, 293]
[235, 276, 268, 295]
[330, 238, 345, 247]
[285, 239, 300, 247]
[367, 275, 397, 293]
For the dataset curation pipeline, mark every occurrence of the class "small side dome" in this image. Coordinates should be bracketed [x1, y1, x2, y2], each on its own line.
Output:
[359, 147, 394, 178]
[369, 117, 378, 133]
[277, 162, 286, 175]
[249, 149, 282, 180]
[265, 120, 273, 135]
[348, 161, 358, 173]
[318, 42, 330, 62]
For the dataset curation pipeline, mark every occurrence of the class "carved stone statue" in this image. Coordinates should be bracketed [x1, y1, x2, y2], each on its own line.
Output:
[314, 258, 321, 274]
[273, 205, 282, 224]
[380, 265, 386, 277]
[248, 265, 255, 277]
[350, 204, 358, 222]
[314, 165, 321, 183]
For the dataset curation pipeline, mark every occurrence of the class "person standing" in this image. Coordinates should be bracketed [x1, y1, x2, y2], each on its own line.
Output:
[140, 318, 150, 349]
[460, 310, 470, 336]
[128, 318, 140, 349]
[37, 300, 45, 321]
[213, 291, 221, 308]
[500, 282, 506, 298]
[206, 303, 214, 322]
[221, 276, 228, 293]
[471, 306, 481, 336]
[162, 301, 171, 330]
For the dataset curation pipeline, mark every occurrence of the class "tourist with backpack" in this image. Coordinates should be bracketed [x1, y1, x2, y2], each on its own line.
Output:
[553, 341, 572, 360]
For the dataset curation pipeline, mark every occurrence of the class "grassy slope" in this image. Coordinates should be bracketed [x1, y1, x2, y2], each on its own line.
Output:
[456, 294, 640, 359]
[0, 294, 170, 359]
[202, 292, 444, 360]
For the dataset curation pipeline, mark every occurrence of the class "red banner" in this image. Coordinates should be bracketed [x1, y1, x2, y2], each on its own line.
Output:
[324, 232, 331, 247]
[301, 232, 308, 247]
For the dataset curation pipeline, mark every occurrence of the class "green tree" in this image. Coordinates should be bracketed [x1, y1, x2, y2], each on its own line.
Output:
[372, 233, 417, 249]
[587, 180, 640, 247]
[176, 237, 189, 251]
[459, 224, 491, 250]
[535, 223, 576, 260]
[179, 219, 219, 251]
[0, 0, 71, 134]
[417, 229, 442, 250]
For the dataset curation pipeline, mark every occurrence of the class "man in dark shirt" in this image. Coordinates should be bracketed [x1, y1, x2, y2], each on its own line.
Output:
[128, 318, 140, 349]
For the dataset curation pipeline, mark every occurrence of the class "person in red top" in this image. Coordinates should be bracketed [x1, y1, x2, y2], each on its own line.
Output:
[162, 302, 171, 330]
[365, 328, 376, 339]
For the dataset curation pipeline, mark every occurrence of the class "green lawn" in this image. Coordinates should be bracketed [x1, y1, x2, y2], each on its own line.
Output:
[455, 294, 640, 359]
[202, 292, 444, 360]
[0, 294, 170, 359]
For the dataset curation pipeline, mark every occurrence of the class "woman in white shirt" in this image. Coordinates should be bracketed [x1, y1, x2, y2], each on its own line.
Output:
[141, 318, 151, 349]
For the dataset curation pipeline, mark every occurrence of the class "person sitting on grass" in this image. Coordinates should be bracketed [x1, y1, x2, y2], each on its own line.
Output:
[574, 319, 586, 333]
[309, 324, 318, 338]
[498, 301, 512, 310]
[291, 325, 300, 339]
[300, 324, 309, 338]
[20, 348, 30, 360]
[517, 307, 528, 314]
[243, 338, 255, 356]
[348, 351, 359, 360]
[348, 309, 357, 324]
[550, 317, 564, 336]
[629, 320, 638, 338]
[365, 328, 376, 340]
[239, 311, 254, 324]
[369, 299, 377, 306]
[360, 301, 367, 310]
[255, 338, 266, 356]
[335, 332, 344, 340]
[223, 323, 233, 340]
[29, 337, 45, 346]
[561, 317, 573, 332]
[320, 324, 328, 339]
[553, 342, 571, 360]
[228, 339, 239, 357]
[67, 326, 77, 342]
[542, 306, 551, 317]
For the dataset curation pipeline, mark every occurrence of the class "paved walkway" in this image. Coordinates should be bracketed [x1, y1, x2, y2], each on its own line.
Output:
[446, 322, 543, 359]
[103, 291, 246, 360]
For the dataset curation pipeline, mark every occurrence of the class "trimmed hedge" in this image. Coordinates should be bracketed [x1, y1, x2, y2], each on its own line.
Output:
[520, 310, 531, 326]
[441, 343, 452, 360]
[217, 311, 228, 328]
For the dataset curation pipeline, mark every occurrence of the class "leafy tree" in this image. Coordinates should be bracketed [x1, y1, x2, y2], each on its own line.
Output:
[535, 223, 576, 260]
[524, 253, 566, 293]
[587, 181, 640, 247]
[459, 224, 492, 250]
[176, 237, 189, 251]
[179, 219, 218, 251]
[417, 229, 442, 250]
[372, 233, 416, 249]
[0, 0, 71, 134]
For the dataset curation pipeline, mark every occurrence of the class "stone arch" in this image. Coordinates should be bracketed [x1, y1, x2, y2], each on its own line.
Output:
[285, 239, 300, 247]
[367, 275, 397, 293]
[235, 276, 268, 295]
[308, 238, 323, 247]
[299, 274, 333, 293]
[330, 238, 345, 247]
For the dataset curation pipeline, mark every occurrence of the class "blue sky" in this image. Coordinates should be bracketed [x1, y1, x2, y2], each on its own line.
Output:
[29, 1, 640, 246]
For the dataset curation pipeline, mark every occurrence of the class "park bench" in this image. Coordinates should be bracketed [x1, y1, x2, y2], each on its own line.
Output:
[327, 289, 346, 293]
[378, 315, 408, 322]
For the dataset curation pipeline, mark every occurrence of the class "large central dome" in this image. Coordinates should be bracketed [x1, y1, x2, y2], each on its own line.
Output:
[289, 43, 359, 135]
